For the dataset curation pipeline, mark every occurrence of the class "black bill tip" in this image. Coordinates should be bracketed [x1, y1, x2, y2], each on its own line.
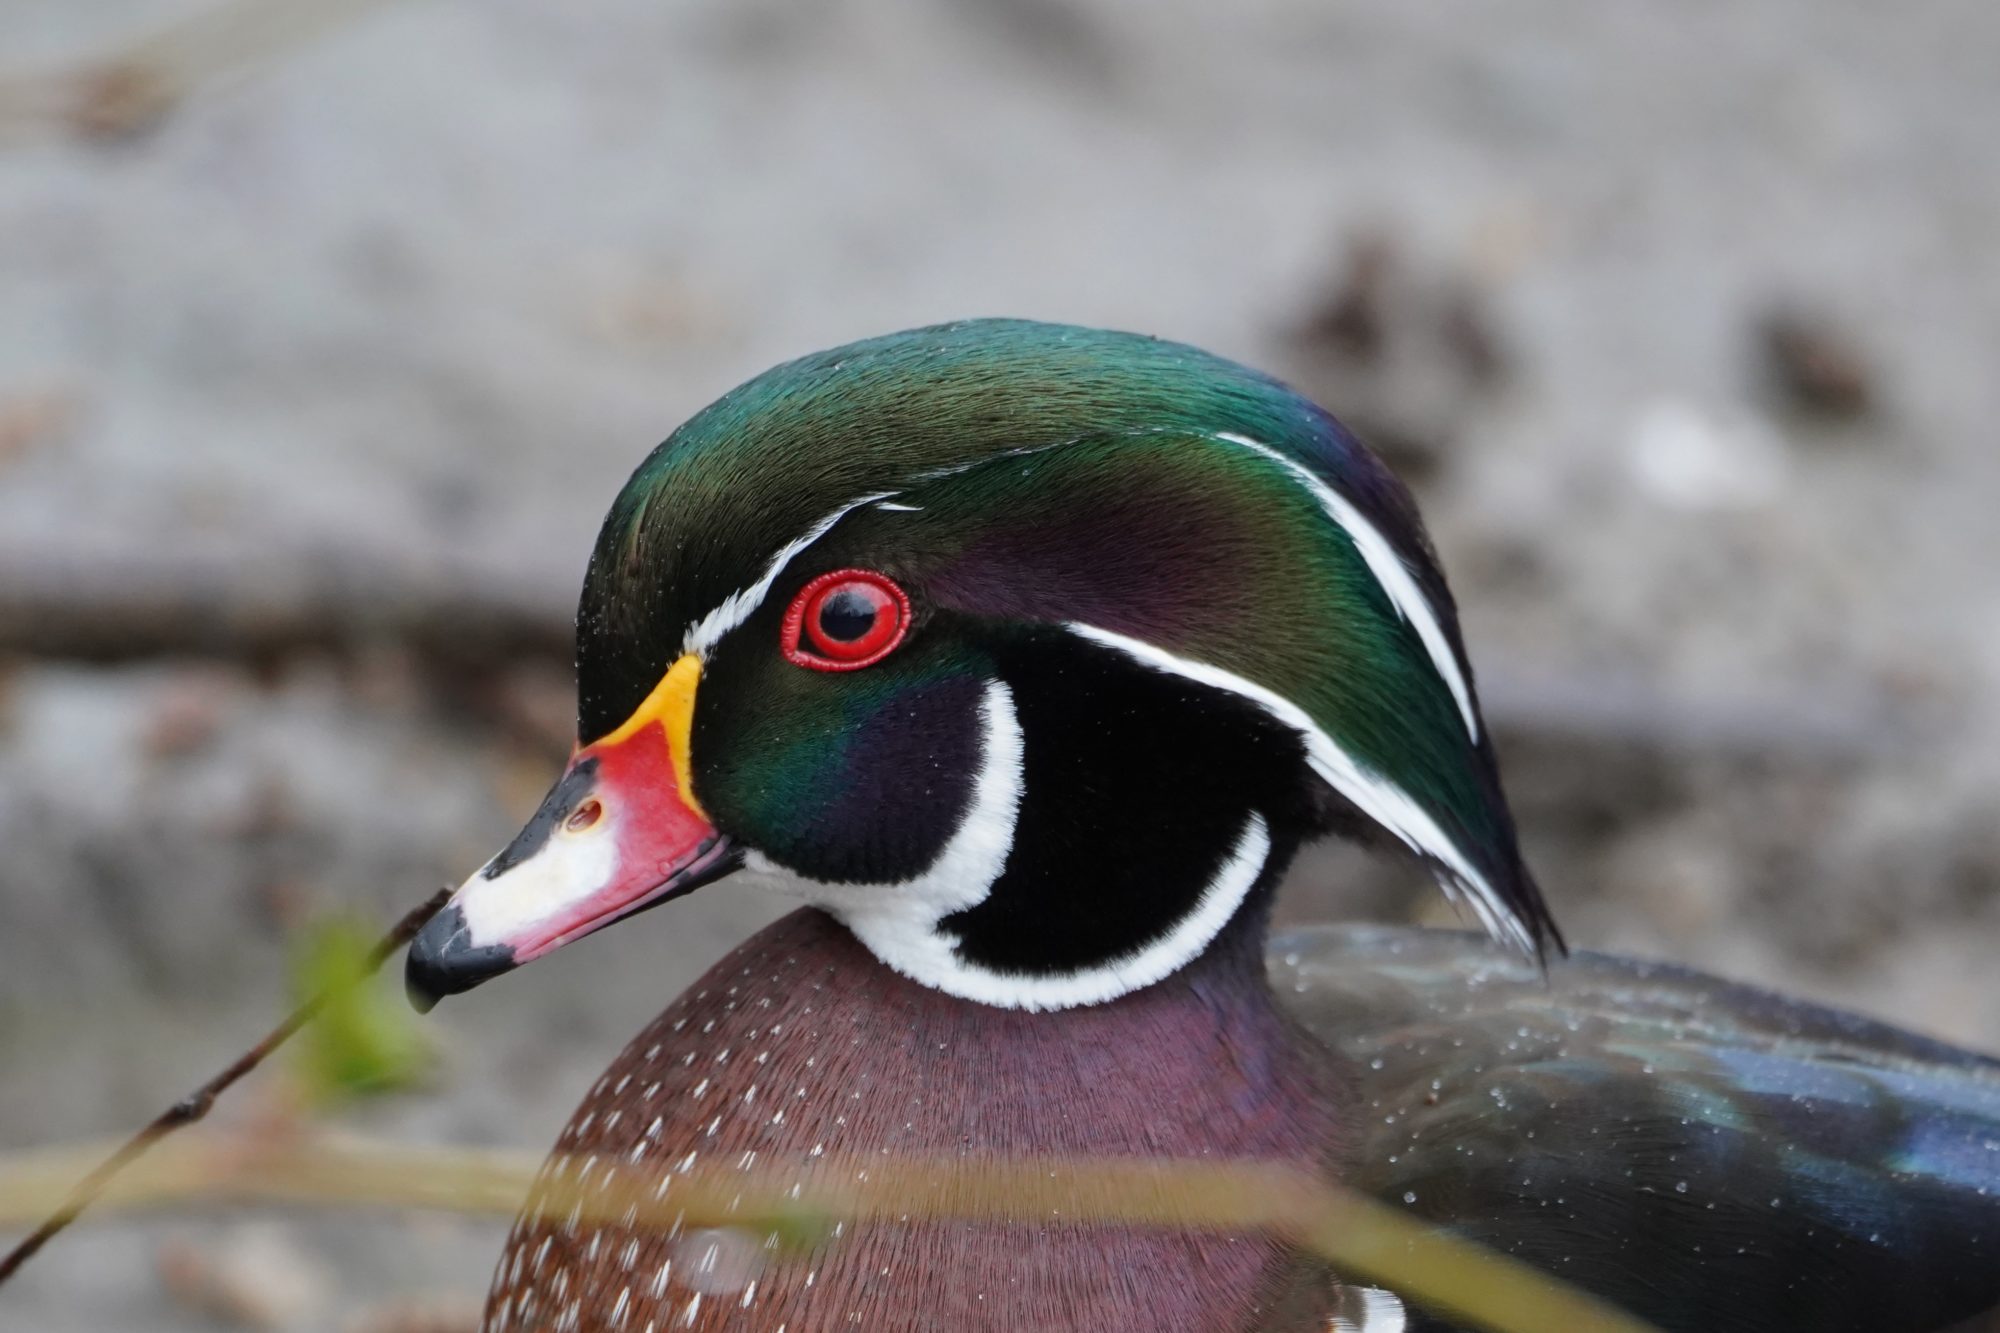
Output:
[404, 903, 516, 1013]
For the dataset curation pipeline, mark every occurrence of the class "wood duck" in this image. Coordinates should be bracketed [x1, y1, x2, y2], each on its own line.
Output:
[405, 320, 2000, 1332]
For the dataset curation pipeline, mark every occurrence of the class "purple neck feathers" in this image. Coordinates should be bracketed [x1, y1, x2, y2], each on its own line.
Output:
[483, 908, 1344, 1332]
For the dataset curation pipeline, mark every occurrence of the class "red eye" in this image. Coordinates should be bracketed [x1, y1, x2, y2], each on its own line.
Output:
[782, 569, 912, 671]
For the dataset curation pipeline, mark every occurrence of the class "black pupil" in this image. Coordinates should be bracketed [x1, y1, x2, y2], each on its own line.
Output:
[817, 588, 880, 642]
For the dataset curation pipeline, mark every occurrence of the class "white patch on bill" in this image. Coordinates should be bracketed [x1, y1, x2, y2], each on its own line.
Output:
[453, 817, 621, 950]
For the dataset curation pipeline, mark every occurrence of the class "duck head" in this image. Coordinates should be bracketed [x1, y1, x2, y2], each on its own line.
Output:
[407, 320, 1558, 1012]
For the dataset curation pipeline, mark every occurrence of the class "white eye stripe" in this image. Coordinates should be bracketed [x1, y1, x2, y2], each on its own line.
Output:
[1065, 622, 1532, 957]
[1210, 431, 1477, 742]
[677, 444, 1081, 655]
[677, 432, 1470, 748]
[681, 492, 897, 657]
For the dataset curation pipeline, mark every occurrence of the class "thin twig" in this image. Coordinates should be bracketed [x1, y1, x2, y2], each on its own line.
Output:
[0, 887, 450, 1285]
[0, 1136, 1662, 1333]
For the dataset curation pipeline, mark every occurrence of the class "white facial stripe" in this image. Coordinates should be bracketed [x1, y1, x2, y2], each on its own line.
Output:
[736, 680, 1277, 1010]
[863, 810, 1269, 1011]
[1211, 430, 1477, 742]
[756, 677, 1023, 977]
[926, 809, 1268, 1011]
[456, 819, 621, 949]
[681, 492, 897, 656]
[680, 447, 1077, 656]
[1067, 622, 1532, 955]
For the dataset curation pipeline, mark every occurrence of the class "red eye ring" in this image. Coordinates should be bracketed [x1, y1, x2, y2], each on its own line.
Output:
[781, 569, 912, 671]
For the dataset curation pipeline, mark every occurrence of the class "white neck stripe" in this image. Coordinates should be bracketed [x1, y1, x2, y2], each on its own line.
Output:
[851, 806, 1273, 1013]
[737, 679, 1280, 1010]
[739, 677, 1024, 992]
[1211, 431, 1478, 742]
[1066, 623, 1530, 955]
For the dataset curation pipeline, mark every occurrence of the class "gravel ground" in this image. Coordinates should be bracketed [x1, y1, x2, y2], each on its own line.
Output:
[2, 1, 1997, 1328]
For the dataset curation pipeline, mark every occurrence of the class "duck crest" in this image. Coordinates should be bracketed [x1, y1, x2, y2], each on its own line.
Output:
[574, 320, 1558, 978]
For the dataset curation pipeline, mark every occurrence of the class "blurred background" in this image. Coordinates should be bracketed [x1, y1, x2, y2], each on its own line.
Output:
[2, 0, 1997, 1328]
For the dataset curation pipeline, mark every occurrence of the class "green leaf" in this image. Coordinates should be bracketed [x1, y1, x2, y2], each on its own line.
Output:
[290, 916, 430, 1105]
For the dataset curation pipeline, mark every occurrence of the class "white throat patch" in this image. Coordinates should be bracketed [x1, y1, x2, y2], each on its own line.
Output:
[736, 677, 1278, 1011]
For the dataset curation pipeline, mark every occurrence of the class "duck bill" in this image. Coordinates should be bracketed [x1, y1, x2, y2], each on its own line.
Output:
[405, 656, 739, 1011]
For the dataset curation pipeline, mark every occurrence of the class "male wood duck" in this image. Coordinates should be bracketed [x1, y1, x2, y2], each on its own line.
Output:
[405, 320, 2000, 1332]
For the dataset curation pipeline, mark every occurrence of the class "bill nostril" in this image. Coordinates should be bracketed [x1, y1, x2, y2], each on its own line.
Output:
[565, 798, 604, 833]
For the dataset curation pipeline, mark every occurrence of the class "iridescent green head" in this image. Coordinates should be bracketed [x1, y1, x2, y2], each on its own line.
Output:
[409, 319, 1558, 1011]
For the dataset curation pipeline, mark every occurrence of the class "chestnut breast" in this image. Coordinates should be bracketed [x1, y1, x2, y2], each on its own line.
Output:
[482, 909, 1343, 1332]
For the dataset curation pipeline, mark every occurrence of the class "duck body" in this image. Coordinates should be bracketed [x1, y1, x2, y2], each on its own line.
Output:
[483, 910, 2000, 1332]
[405, 320, 2000, 1331]
[1285, 927, 2000, 1333]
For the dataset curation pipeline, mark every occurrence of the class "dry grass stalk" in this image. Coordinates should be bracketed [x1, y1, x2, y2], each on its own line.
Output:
[0, 1133, 1662, 1333]
[0, 888, 451, 1283]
